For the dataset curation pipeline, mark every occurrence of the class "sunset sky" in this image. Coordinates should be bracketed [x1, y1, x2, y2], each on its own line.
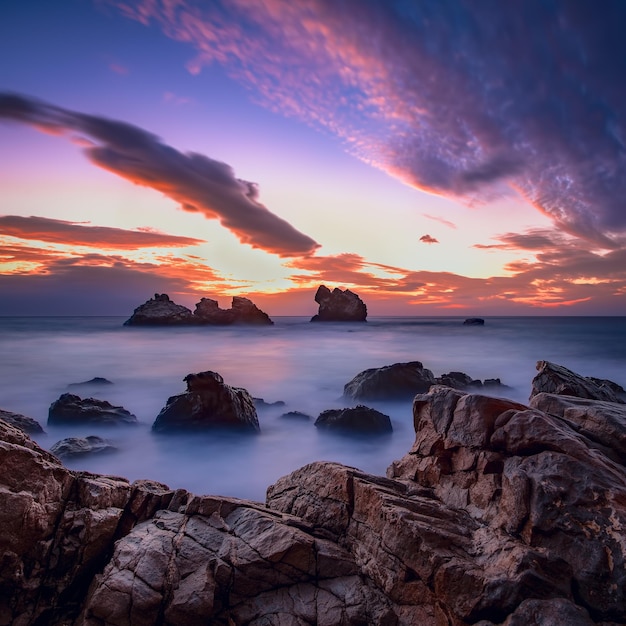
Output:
[1, 0, 625, 316]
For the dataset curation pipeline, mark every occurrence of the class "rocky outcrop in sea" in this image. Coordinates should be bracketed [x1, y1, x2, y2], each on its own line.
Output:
[124, 293, 273, 326]
[1, 361, 626, 625]
[310, 285, 367, 322]
[48, 393, 138, 427]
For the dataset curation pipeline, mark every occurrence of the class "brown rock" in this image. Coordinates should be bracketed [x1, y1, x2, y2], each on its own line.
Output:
[194, 296, 273, 325]
[152, 370, 260, 433]
[0, 409, 44, 434]
[123, 293, 194, 326]
[310, 285, 367, 322]
[315, 405, 393, 433]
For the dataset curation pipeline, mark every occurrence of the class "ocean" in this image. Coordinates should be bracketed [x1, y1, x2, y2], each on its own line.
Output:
[1, 316, 624, 502]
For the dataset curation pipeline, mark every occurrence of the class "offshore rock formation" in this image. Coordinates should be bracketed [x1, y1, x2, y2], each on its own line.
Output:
[152, 371, 260, 433]
[48, 393, 138, 427]
[314, 405, 393, 434]
[463, 317, 485, 326]
[2, 360, 626, 625]
[50, 436, 117, 459]
[310, 285, 367, 322]
[343, 361, 504, 402]
[124, 293, 273, 326]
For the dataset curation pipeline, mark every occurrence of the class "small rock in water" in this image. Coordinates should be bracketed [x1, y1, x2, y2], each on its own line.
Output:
[315, 405, 392, 433]
[50, 435, 117, 459]
[67, 377, 113, 388]
[310, 285, 367, 322]
[279, 411, 311, 421]
[48, 394, 138, 426]
[463, 317, 485, 325]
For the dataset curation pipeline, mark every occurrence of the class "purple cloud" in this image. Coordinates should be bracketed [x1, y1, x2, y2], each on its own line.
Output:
[108, 0, 626, 245]
[0, 92, 320, 257]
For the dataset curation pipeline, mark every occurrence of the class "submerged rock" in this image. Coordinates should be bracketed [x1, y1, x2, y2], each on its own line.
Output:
[50, 435, 117, 459]
[48, 393, 138, 426]
[153, 370, 260, 433]
[67, 377, 113, 388]
[463, 317, 485, 325]
[310, 284, 367, 322]
[530, 360, 625, 403]
[124, 293, 194, 325]
[315, 405, 392, 433]
[125, 293, 273, 326]
[0, 408, 44, 434]
[279, 410, 311, 421]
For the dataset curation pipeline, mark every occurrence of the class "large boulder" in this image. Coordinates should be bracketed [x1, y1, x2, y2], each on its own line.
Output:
[310, 285, 367, 322]
[152, 371, 260, 433]
[315, 405, 392, 434]
[123, 293, 194, 325]
[48, 394, 138, 427]
[0, 409, 44, 434]
[530, 360, 625, 403]
[194, 296, 273, 325]
[344, 361, 436, 401]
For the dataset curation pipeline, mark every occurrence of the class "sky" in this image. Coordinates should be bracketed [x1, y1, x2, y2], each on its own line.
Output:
[1, 0, 625, 316]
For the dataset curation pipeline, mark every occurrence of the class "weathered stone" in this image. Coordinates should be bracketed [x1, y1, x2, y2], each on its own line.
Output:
[344, 361, 436, 401]
[194, 296, 273, 325]
[315, 405, 392, 433]
[0, 409, 44, 434]
[50, 436, 117, 459]
[310, 285, 367, 322]
[48, 393, 138, 427]
[530, 360, 624, 403]
[67, 377, 113, 388]
[280, 411, 311, 421]
[123, 293, 194, 326]
[152, 370, 260, 433]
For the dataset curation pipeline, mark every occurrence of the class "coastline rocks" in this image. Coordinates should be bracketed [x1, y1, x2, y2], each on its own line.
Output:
[50, 436, 117, 459]
[530, 360, 625, 403]
[463, 317, 485, 325]
[152, 371, 260, 433]
[315, 405, 392, 433]
[48, 393, 138, 427]
[0, 408, 44, 434]
[310, 285, 367, 322]
[124, 293, 194, 325]
[124, 293, 273, 326]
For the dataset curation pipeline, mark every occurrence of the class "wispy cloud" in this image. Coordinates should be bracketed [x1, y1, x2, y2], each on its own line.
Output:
[108, 0, 626, 245]
[0, 92, 320, 257]
[0, 215, 205, 249]
[423, 214, 457, 230]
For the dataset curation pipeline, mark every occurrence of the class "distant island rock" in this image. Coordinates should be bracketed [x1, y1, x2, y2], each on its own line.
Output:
[124, 293, 273, 326]
[310, 285, 367, 322]
[463, 317, 485, 326]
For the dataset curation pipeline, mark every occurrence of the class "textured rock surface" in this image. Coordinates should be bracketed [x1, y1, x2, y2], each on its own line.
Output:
[50, 436, 117, 459]
[152, 370, 260, 433]
[315, 405, 392, 433]
[123, 293, 194, 325]
[310, 285, 367, 322]
[0, 409, 44, 433]
[530, 360, 624, 403]
[3, 363, 626, 625]
[48, 393, 138, 427]
[124, 293, 273, 326]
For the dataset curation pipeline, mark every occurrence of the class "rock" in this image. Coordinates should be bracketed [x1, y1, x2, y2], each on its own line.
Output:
[310, 285, 367, 322]
[253, 397, 286, 409]
[152, 370, 260, 433]
[436, 371, 482, 390]
[463, 317, 485, 325]
[344, 361, 436, 401]
[48, 393, 138, 426]
[315, 405, 392, 433]
[0, 408, 44, 434]
[123, 293, 194, 325]
[50, 435, 117, 459]
[530, 360, 625, 403]
[194, 295, 273, 325]
[67, 377, 113, 388]
[280, 411, 311, 421]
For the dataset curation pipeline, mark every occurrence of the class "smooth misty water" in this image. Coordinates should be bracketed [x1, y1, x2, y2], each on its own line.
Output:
[1, 316, 624, 501]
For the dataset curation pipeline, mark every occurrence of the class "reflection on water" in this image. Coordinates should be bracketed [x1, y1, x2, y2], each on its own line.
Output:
[0, 315, 624, 501]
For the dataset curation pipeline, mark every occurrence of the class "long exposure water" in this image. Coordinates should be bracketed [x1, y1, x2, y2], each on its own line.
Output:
[1, 316, 624, 501]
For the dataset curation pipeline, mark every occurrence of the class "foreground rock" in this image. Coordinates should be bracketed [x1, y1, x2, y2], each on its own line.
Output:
[50, 436, 117, 459]
[124, 293, 273, 326]
[343, 361, 504, 401]
[152, 371, 260, 433]
[530, 359, 625, 403]
[0, 409, 44, 434]
[310, 285, 367, 322]
[315, 405, 392, 433]
[3, 363, 626, 625]
[48, 394, 137, 427]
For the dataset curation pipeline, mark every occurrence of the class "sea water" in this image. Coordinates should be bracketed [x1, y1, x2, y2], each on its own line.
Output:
[1, 316, 624, 501]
